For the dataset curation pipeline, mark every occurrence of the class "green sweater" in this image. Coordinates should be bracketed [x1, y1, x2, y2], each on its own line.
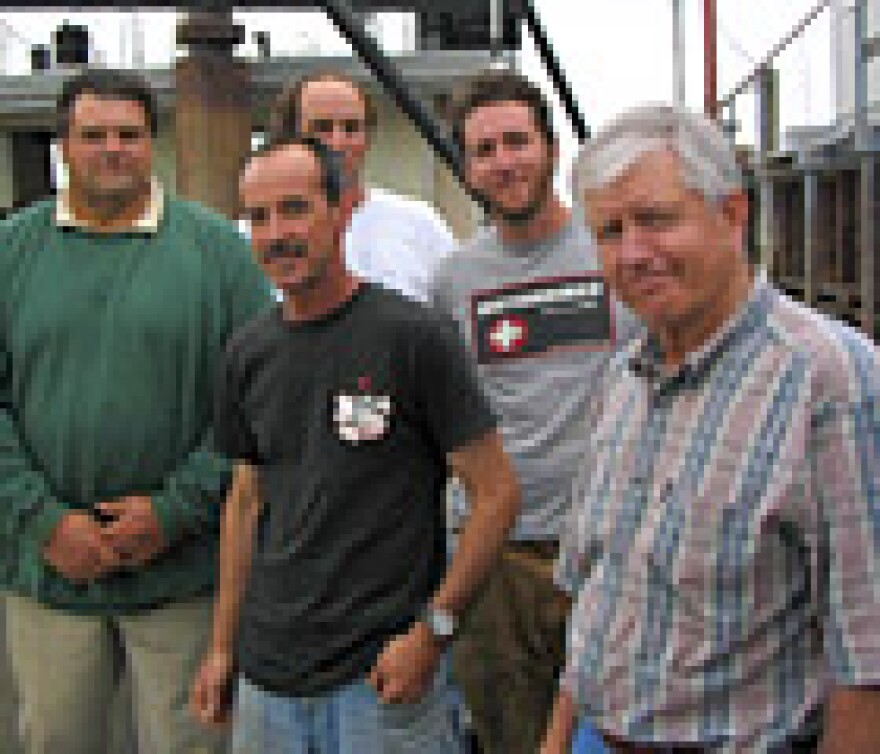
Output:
[0, 197, 270, 613]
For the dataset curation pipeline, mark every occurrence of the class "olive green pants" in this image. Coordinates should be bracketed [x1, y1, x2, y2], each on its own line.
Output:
[452, 542, 571, 754]
[5, 592, 227, 754]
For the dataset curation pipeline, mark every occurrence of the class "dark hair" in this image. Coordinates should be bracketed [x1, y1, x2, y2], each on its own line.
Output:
[449, 70, 555, 149]
[268, 71, 377, 141]
[57, 68, 158, 137]
[244, 134, 343, 206]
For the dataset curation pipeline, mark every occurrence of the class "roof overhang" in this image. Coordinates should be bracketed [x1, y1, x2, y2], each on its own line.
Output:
[0, 49, 510, 131]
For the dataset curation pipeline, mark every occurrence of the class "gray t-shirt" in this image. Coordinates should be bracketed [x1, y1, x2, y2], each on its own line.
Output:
[430, 216, 636, 542]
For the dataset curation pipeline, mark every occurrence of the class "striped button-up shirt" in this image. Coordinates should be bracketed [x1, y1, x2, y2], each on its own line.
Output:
[557, 280, 880, 752]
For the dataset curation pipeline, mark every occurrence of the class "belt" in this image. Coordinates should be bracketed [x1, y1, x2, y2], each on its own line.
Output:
[601, 730, 820, 754]
[601, 731, 705, 753]
[506, 539, 559, 560]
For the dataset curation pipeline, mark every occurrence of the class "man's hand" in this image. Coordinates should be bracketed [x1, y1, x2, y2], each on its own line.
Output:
[95, 495, 165, 568]
[819, 687, 880, 754]
[539, 689, 577, 754]
[538, 731, 570, 754]
[189, 649, 236, 730]
[42, 511, 123, 582]
[367, 621, 441, 704]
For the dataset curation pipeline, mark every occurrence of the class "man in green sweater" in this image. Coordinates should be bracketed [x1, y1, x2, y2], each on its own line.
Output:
[0, 69, 269, 754]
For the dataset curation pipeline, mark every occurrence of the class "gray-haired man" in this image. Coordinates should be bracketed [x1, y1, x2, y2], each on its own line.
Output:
[541, 105, 880, 753]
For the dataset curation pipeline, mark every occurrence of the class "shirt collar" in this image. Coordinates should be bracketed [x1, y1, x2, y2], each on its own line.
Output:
[55, 180, 164, 234]
[627, 270, 772, 388]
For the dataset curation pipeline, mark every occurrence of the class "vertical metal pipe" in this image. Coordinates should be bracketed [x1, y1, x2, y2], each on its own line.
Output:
[755, 68, 766, 154]
[490, 0, 504, 60]
[726, 99, 737, 143]
[132, 12, 144, 69]
[703, 0, 718, 119]
[862, 160, 876, 337]
[672, 0, 686, 107]
[854, 0, 867, 137]
[804, 169, 818, 307]
[759, 173, 776, 275]
[855, 0, 875, 337]
[757, 65, 779, 154]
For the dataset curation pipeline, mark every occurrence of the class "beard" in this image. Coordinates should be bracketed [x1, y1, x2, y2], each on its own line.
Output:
[478, 162, 555, 226]
[274, 246, 333, 296]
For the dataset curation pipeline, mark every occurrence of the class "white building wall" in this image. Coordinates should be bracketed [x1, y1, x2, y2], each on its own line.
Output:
[365, 96, 433, 202]
[364, 94, 477, 239]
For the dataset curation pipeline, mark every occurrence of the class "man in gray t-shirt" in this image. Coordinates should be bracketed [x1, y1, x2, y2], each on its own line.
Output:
[430, 71, 635, 754]
[432, 218, 621, 544]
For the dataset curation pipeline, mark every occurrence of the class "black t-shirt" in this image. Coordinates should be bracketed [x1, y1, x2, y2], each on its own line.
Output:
[215, 283, 496, 696]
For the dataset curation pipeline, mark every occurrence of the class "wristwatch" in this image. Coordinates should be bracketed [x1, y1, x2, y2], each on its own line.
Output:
[420, 605, 457, 644]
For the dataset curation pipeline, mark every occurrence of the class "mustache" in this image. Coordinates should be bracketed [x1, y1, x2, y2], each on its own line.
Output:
[263, 240, 308, 262]
[617, 264, 676, 285]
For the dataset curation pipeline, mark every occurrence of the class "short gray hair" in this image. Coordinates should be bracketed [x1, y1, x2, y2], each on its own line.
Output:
[571, 103, 744, 206]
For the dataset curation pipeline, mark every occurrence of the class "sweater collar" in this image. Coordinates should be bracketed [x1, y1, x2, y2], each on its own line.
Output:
[55, 180, 164, 234]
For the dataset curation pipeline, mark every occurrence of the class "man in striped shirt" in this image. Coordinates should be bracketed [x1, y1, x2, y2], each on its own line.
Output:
[540, 105, 880, 753]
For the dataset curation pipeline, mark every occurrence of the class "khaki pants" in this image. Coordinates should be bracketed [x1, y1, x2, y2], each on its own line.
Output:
[5, 592, 227, 754]
[452, 541, 571, 754]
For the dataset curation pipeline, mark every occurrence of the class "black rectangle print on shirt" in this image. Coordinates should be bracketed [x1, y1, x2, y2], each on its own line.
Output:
[469, 274, 614, 364]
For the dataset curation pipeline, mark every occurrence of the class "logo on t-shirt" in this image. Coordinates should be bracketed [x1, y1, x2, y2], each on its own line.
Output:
[487, 315, 529, 355]
[470, 273, 614, 364]
[332, 391, 393, 444]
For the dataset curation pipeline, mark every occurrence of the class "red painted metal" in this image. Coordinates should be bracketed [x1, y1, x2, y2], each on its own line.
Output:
[703, 0, 718, 120]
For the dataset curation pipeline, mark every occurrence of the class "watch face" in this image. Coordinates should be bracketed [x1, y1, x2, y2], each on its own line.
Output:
[430, 608, 455, 638]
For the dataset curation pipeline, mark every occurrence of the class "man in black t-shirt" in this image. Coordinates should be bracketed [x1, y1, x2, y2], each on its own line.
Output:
[189, 135, 521, 754]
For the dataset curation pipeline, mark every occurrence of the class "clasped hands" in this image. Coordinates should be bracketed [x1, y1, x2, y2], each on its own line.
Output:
[42, 495, 165, 582]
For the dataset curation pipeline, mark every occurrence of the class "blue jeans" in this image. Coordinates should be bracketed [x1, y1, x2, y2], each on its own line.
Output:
[573, 723, 608, 753]
[231, 663, 465, 754]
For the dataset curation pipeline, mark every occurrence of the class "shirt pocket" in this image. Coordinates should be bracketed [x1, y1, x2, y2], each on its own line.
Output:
[675, 441, 757, 596]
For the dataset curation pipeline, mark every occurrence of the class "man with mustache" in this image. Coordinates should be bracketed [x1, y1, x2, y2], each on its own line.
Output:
[541, 104, 880, 753]
[429, 71, 636, 754]
[0, 68, 269, 754]
[190, 135, 522, 754]
[269, 71, 454, 303]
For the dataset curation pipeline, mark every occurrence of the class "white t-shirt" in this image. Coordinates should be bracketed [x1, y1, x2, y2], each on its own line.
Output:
[344, 188, 455, 303]
[255, 187, 455, 304]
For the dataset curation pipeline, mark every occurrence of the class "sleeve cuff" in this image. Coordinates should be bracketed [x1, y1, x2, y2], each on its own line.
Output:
[151, 491, 188, 545]
[27, 499, 70, 551]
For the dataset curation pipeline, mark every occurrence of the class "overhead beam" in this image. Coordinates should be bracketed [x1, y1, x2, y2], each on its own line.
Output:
[718, 0, 832, 110]
[322, 0, 465, 182]
[0, 1, 524, 13]
[521, 0, 590, 142]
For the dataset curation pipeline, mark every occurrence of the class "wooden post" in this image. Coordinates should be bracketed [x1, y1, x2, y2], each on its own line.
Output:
[174, 12, 251, 219]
